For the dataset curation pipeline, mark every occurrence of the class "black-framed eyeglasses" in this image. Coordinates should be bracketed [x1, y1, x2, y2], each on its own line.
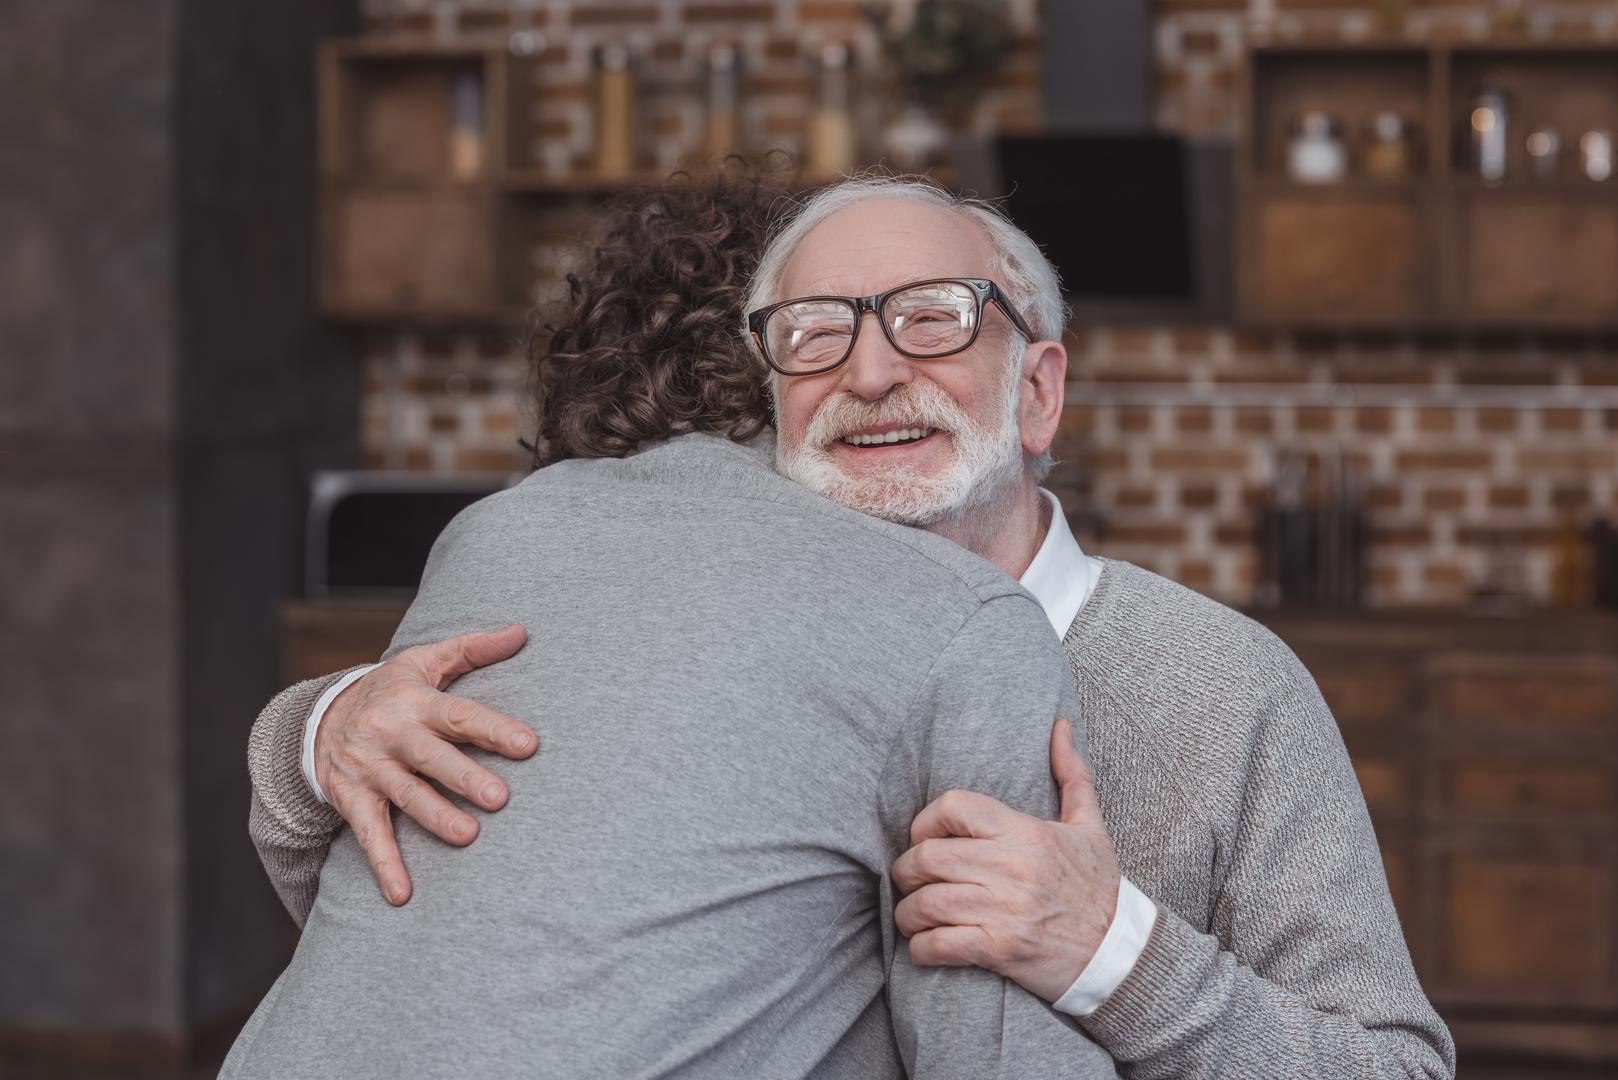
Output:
[746, 277, 1036, 377]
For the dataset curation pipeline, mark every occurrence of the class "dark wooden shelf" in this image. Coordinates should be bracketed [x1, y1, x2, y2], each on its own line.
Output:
[499, 170, 684, 195]
[1446, 175, 1618, 195]
[1243, 175, 1429, 195]
[1239, 37, 1618, 331]
[319, 302, 529, 328]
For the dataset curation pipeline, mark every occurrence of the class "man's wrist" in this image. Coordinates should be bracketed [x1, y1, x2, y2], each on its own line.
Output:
[1051, 875, 1158, 1018]
[301, 663, 384, 804]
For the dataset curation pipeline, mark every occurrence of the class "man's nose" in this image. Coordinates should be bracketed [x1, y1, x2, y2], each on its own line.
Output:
[839, 313, 917, 401]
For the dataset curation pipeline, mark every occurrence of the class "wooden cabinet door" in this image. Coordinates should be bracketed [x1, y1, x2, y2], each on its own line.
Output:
[323, 186, 496, 316]
[1244, 193, 1429, 323]
[1432, 828, 1618, 1009]
[1461, 197, 1618, 324]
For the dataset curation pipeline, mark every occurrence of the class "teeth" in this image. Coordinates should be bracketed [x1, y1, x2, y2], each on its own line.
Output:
[841, 427, 935, 447]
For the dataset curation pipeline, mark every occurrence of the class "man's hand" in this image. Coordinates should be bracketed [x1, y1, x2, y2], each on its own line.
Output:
[313, 624, 536, 907]
[891, 717, 1120, 1003]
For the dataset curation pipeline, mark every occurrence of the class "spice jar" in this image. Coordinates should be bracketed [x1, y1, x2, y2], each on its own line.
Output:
[1526, 128, 1561, 180]
[702, 41, 743, 159]
[1286, 111, 1348, 184]
[1581, 130, 1613, 182]
[1363, 111, 1414, 179]
[1470, 87, 1510, 184]
[592, 43, 638, 179]
[805, 42, 857, 181]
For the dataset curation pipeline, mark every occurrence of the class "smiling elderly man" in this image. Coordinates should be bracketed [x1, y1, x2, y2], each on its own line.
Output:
[246, 177, 1455, 1078]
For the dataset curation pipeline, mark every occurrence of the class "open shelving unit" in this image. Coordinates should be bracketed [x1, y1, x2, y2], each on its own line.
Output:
[1238, 38, 1618, 331]
[316, 38, 693, 328]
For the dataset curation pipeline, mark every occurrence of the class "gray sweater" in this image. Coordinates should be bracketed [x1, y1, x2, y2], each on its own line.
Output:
[223, 433, 1115, 1079]
[240, 442, 1456, 1080]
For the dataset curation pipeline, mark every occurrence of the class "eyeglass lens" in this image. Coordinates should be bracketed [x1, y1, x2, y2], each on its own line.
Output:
[764, 281, 979, 372]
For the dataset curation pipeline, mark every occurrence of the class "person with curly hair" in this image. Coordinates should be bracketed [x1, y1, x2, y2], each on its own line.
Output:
[221, 171, 1119, 1078]
[524, 171, 776, 467]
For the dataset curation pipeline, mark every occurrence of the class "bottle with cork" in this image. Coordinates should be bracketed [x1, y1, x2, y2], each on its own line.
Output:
[805, 42, 857, 182]
[593, 42, 638, 180]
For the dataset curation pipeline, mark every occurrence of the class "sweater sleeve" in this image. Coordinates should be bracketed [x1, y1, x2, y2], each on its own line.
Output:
[1078, 651, 1455, 1080]
[878, 595, 1119, 1079]
[246, 667, 367, 927]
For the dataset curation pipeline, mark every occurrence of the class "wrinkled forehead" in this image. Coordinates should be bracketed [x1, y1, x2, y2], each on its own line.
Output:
[778, 198, 998, 301]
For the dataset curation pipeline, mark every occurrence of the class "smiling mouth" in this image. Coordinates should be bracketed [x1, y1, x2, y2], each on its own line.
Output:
[839, 427, 938, 448]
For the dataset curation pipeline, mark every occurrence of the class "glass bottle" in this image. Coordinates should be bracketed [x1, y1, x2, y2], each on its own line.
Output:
[805, 42, 857, 181]
[593, 43, 638, 179]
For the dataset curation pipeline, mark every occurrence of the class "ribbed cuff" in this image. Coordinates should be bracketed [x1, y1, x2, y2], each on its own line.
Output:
[1078, 899, 1221, 1056]
[247, 669, 365, 840]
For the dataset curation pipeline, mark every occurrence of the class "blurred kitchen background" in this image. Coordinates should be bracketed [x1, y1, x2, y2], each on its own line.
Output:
[6, 0, 1618, 1076]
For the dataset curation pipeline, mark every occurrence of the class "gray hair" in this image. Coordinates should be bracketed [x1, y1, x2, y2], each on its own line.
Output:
[744, 175, 1067, 483]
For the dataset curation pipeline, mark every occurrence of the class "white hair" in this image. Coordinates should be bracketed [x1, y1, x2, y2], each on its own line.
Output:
[746, 174, 1067, 482]
[744, 174, 1068, 347]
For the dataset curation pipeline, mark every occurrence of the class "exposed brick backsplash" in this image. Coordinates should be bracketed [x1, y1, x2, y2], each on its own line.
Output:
[354, 0, 1618, 608]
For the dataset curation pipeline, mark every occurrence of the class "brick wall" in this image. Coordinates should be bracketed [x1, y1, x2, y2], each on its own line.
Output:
[355, 0, 1618, 608]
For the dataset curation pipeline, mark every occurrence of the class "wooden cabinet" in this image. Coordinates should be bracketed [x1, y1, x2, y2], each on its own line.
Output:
[315, 38, 665, 327]
[1458, 192, 1618, 323]
[1239, 41, 1618, 331]
[1246, 185, 1431, 324]
[1265, 611, 1618, 1063]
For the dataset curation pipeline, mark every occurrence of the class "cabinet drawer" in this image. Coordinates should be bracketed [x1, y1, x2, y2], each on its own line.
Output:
[1444, 856, 1614, 998]
[1428, 654, 1617, 736]
[1443, 762, 1614, 817]
[1249, 195, 1427, 320]
[1462, 198, 1618, 321]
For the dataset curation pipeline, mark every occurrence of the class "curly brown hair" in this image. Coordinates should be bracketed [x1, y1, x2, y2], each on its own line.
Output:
[524, 166, 786, 468]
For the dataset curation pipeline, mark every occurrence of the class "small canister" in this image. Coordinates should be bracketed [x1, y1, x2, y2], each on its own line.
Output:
[1471, 87, 1509, 184]
[593, 42, 638, 179]
[1526, 128, 1561, 180]
[1286, 111, 1347, 183]
[1363, 111, 1415, 179]
[1581, 129, 1613, 182]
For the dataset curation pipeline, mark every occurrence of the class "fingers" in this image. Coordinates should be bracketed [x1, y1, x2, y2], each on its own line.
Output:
[892, 836, 1007, 894]
[403, 735, 511, 812]
[1050, 717, 1102, 829]
[418, 624, 528, 689]
[909, 788, 1025, 847]
[907, 925, 991, 969]
[430, 693, 536, 759]
[375, 762, 481, 847]
[894, 882, 995, 937]
[347, 795, 412, 906]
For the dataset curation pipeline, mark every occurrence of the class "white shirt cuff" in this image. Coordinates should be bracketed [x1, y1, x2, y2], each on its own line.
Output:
[301, 663, 384, 805]
[1051, 875, 1158, 1018]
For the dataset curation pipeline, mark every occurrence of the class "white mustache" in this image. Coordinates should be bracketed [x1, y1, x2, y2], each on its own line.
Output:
[805, 384, 968, 448]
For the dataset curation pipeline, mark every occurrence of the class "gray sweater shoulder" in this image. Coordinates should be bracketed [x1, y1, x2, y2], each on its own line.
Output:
[1075, 558, 1320, 721]
[1069, 558, 1342, 828]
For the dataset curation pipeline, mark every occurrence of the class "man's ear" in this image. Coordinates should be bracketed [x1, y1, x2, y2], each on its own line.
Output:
[1019, 339, 1067, 459]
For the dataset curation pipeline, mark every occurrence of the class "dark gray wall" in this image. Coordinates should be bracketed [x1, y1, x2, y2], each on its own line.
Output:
[174, 0, 359, 1032]
[0, 0, 359, 1053]
[1042, 0, 1154, 130]
[0, 0, 184, 1034]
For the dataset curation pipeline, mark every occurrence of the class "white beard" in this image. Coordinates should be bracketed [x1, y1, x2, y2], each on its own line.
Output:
[775, 357, 1025, 528]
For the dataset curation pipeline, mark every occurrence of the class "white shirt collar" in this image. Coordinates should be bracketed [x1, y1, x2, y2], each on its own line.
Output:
[1018, 489, 1103, 639]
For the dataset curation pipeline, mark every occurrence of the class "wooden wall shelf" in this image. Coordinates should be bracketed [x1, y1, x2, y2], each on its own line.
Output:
[315, 38, 706, 327]
[1238, 39, 1618, 331]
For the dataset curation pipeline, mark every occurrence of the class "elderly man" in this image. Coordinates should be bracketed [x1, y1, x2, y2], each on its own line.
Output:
[249, 177, 1454, 1078]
